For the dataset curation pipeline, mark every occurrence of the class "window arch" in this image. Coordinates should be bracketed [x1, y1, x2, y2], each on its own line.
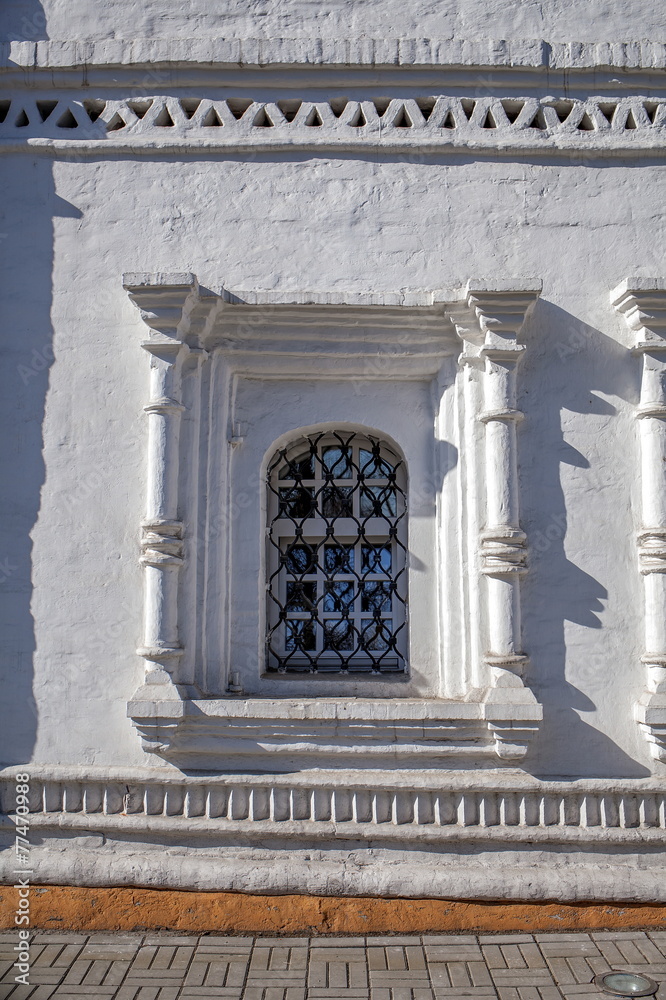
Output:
[265, 429, 408, 674]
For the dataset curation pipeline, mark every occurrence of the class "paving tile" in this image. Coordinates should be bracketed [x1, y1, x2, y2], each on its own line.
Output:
[491, 970, 556, 986]
[634, 940, 666, 963]
[312, 939, 366, 948]
[423, 936, 478, 944]
[501, 947, 528, 970]
[483, 947, 508, 970]
[141, 936, 199, 946]
[539, 945, 600, 959]
[29, 937, 89, 946]
[367, 940, 422, 947]
[425, 947, 483, 962]
[469, 962, 495, 986]
[519, 945, 547, 969]
[534, 937, 593, 943]
[616, 942, 651, 965]
[479, 938, 535, 946]
[255, 939, 309, 947]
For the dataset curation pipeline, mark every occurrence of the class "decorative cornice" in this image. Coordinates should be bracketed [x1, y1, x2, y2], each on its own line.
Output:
[2, 96, 666, 156]
[611, 278, 666, 349]
[123, 272, 201, 344]
[466, 280, 542, 351]
[2, 37, 666, 72]
[1, 766, 664, 850]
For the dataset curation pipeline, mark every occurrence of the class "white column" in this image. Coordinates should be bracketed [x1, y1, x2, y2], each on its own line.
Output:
[464, 280, 543, 758]
[612, 278, 666, 761]
[123, 273, 199, 689]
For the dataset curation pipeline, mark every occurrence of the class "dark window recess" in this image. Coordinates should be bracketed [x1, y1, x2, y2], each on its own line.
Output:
[266, 431, 408, 675]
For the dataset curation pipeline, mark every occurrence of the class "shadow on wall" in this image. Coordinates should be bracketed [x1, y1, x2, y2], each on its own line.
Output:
[0, 0, 50, 765]
[1, 0, 48, 42]
[519, 300, 650, 778]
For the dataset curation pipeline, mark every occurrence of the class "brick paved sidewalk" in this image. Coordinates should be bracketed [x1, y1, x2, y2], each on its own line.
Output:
[1, 930, 665, 1000]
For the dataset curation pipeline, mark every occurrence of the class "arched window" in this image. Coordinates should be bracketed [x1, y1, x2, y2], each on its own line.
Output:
[266, 430, 408, 674]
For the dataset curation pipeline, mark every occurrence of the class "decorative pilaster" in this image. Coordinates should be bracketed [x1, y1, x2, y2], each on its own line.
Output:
[612, 278, 666, 762]
[461, 280, 543, 759]
[123, 273, 200, 692]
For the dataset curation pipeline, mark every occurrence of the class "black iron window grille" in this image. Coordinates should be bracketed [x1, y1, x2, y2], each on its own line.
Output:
[266, 431, 408, 674]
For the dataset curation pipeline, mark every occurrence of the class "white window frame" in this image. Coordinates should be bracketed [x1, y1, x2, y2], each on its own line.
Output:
[124, 273, 543, 766]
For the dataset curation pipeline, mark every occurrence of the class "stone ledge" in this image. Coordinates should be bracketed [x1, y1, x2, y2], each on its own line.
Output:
[1, 766, 663, 852]
[126, 692, 542, 765]
[2, 37, 666, 71]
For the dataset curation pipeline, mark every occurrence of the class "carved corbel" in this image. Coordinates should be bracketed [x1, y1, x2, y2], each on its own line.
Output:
[612, 278, 666, 762]
[123, 273, 201, 693]
[454, 280, 543, 759]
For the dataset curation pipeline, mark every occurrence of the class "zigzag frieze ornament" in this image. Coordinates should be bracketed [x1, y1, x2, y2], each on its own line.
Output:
[2, 95, 666, 154]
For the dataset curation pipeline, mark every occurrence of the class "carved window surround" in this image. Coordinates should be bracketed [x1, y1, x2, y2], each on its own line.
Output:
[612, 279, 666, 762]
[123, 272, 542, 768]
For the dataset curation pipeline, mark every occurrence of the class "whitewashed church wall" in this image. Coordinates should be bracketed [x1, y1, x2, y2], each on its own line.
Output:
[0, 151, 661, 775]
[4, 0, 666, 45]
[1, 0, 666, 900]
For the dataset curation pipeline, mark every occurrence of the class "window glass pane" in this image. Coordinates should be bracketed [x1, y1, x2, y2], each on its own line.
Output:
[321, 444, 353, 479]
[286, 581, 317, 611]
[361, 544, 392, 574]
[285, 619, 316, 651]
[323, 620, 354, 651]
[279, 450, 315, 481]
[359, 447, 394, 479]
[268, 431, 406, 674]
[360, 618, 392, 651]
[279, 486, 315, 518]
[361, 581, 392, 613]
[322, 485, 353, 517]
[284, 543, 316, 575]
[360, 485, 397, 518]
[324, 581, 356, 612]
[324, 544, 355, 573]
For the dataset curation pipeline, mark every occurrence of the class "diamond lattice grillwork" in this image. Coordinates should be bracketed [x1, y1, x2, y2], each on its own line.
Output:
[266, 431, 408, 674]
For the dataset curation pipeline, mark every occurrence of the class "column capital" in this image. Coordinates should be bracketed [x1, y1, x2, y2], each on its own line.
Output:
[465, 279, 542, 354]
[123, 272, 200, 345]
[611, 278, 666, 351]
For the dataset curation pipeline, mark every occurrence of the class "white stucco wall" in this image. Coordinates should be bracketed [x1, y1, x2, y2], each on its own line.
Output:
[1, 0, 666, 900]
[4, 0, 666, 43]
[0, 150, 660, 772]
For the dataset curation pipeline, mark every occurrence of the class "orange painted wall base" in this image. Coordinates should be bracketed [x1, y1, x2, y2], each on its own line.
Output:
[1, 887, 665, 934]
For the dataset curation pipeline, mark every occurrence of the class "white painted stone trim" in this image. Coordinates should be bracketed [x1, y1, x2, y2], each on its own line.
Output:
[2, 95, 666, 156]
[123, 274, 201, 688]
[2, 37, 666, 71]
[452, 282, 543, 760]
[1, 766, 664, 847]
[123, 276, 544, 765]
[612, 279, 666, 763]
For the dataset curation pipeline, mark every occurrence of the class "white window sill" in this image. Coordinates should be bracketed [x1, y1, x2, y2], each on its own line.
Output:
[128, 689, 542, 767]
